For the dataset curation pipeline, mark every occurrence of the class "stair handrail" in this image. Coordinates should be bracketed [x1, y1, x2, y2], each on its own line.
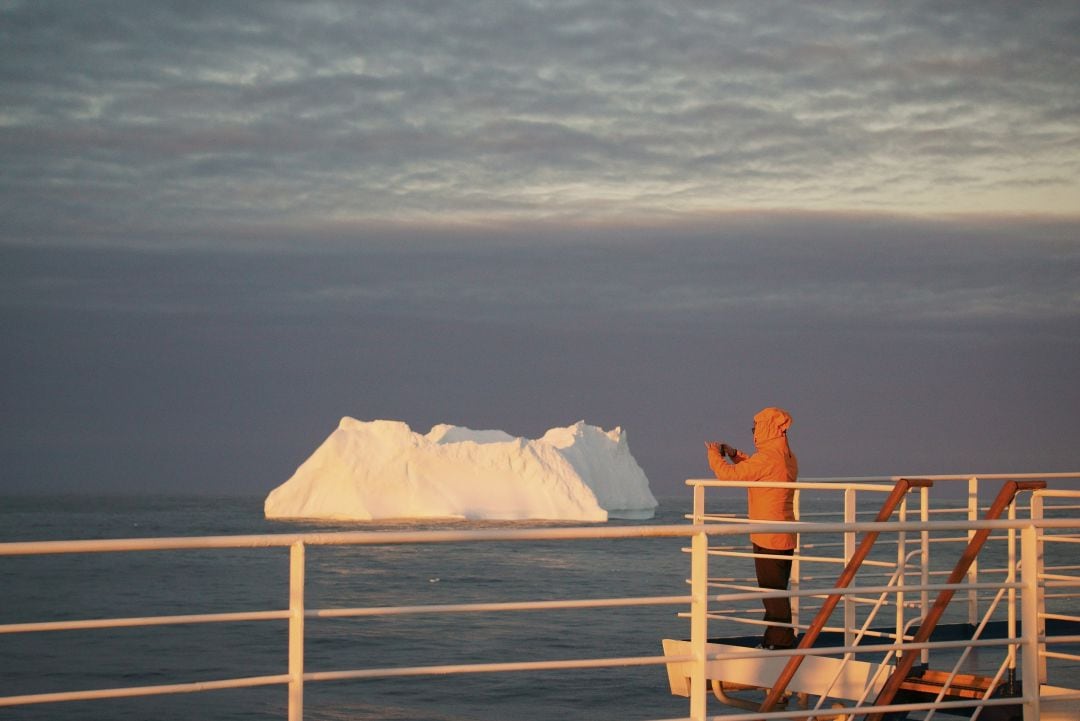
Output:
[759, 477, 935, 712]
[924, 578, 1017, 721]
[809, 547, 922, 715]
[865, 479, 1047, 721]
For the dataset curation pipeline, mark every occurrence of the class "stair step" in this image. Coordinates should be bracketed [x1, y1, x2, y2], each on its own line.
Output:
[898, 669, 998, 699]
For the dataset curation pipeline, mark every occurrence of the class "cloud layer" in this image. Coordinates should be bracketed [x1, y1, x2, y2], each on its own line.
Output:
[4, 212, 1077, 334]
[3, 0, 1079, 248]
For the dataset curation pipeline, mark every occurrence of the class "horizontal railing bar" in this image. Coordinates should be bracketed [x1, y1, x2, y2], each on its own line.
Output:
[6, 518, 1079, 557]
[819, 472, 1079, 482]
[705, 635, 1022, 661]
[690, 472, 1080, 486]
[1044, 592, 1080, 600]
[729, 519, 1078, 534]
[703, 578, 757, 585]
[848, 595, 902, 605]
[0, 674, 291, 707]
[699, 604, 1071, 634]
[0, 524, 699, 556]
[1043, 573, 1080, 582]
[797, 505, 1075, 517]
[689, 480, 899, 491]
[304, 654, 681, 683]
[694, 527, 1061, 560]
[0, 609, 290, 634]
[702, 534, 1026, 550]
[686, 516, 970, 526]
[706, 571, 917, 589]
[692, 522, 1027, 535]
[794, 508, 942, 518]
[694, 516, 972, 528]
[708, 550, 895, 568]
[702, 613, 780, 627]
[711, 580, 1018, 604]
[783, 535, 1017, 549]
[685, 612, 905, 638]
[682, 607, 754, 618]
[310, 595, 691, 619]
[705, 582, 766, 594]
[707, 574, 899, 583]
[704, 694, 1033, 721]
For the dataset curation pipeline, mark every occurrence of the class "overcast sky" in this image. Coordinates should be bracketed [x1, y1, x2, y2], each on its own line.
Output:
[2, 1, 1078, 498]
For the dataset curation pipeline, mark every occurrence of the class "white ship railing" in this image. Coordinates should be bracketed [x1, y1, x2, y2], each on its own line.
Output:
[1, 472, 1079, 721]
[0, 524, 696, 720]
[684, 472, 1080, 720]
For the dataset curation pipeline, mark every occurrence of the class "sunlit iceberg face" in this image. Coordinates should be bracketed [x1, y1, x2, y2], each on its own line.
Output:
[264, 418, 658, 522]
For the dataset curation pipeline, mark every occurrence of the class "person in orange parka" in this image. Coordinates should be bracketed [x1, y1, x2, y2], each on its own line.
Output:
[706, 407, 799, 649]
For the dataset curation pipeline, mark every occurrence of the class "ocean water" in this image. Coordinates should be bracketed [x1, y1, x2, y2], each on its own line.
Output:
[2, 491, 1077, 720]
[0, 495, 695, 721]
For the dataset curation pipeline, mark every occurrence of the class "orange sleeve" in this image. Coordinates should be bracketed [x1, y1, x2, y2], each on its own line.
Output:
[708, 446, 773, 481]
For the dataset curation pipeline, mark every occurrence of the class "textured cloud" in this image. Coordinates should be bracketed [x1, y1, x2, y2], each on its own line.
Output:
[2, 0, 1079, 249]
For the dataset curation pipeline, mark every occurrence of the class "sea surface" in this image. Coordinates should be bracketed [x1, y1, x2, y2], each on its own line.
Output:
[2, 492, 1077, 720]
[1, 494, 696, 721]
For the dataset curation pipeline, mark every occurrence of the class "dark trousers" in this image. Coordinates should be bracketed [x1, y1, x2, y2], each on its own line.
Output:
[753, 543, 795, 649]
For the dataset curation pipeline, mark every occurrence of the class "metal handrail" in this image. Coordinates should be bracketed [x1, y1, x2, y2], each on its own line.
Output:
[807, 550, 919, 715]
[760, 477, 933, 711]
[867, 480, 1047, 719]
[1, 517, 1050, 714]
[0, 523, 700, 718]
[683, 474, 1080, 721]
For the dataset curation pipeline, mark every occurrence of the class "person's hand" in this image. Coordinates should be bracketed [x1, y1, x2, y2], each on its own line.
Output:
[706, 441, 737, 460]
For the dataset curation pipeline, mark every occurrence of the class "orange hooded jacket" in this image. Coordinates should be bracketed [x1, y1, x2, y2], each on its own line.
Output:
[707, 407, 799, 550]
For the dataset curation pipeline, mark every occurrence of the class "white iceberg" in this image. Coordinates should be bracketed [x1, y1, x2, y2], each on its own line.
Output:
[264, 418, 657, 521]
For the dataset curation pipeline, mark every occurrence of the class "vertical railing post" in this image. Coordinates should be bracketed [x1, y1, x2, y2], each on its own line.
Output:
[967, 476, 980, 624]
[689, 481, 708, 721]
[289, 541, 306, 721]
[791, 486, 800, 632]
[843, 487, 856, 648]
[896, 496, 907, 646]
[1030, 492, 1047, 684]
[1020, 524, 1041, 721]
[692, 482, 704, 525]
[1007, 499, 1018, 678]
[920, 483, 930, 665]
[690, 527, 709, 721]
